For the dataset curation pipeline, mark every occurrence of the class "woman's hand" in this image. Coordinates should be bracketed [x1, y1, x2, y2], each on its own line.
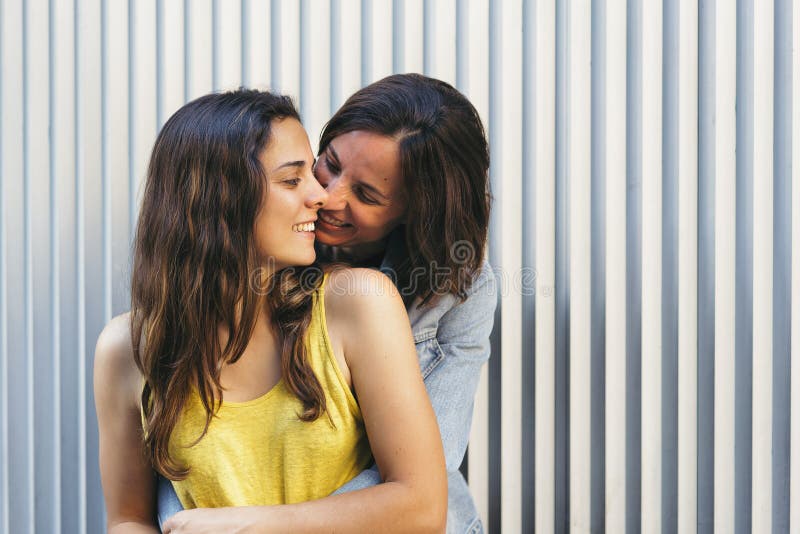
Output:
[161, 507, 264, 534]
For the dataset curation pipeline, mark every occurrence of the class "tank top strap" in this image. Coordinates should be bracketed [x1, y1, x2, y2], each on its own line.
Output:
[306, 271, 361, 419]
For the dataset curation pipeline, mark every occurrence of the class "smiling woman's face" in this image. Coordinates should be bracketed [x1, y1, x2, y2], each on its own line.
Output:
[313, 130, 407, 250]
[254, 117, 328, 270]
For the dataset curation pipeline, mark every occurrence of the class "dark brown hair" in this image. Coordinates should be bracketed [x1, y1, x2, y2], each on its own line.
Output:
[131, 89, 326, 479]
[319, 73, 491, 305]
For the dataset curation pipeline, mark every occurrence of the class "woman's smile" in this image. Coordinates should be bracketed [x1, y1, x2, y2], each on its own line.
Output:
[292, 220, 318, 236]
[318, 210, 352, 229]
[313, 131, 407, 249]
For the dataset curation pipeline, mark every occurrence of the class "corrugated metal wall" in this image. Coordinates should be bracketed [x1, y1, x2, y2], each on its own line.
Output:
[0, 0, 797, 533]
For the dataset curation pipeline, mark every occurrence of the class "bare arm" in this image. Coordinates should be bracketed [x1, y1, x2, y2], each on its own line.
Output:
[336, 262, 497, 495]
[163, 269, 447, 534]
[94, 314, 160, 534]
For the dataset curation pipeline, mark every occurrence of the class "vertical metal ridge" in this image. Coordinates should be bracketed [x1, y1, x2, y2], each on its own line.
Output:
[101, 0, 111, 326]
[533, 1, 557, 531]
[384, 1, 400, 78]
[791, 0, 800, 526]
[567, 0, 593, 528]
[662, 0, 680, 530]
[49, 0, 63, 530]
[422, 0, 434, 76]
[464, 1, 490, 521]
[521, 0, 535, 530]
[54, 2, 78, 528]
[302, 0, 329, 145]
[497, 0, 524, 526]
[734, 0, 754, 529]
[99, 1, 114, 520]
[423, 0, 431, 75]
[211, 0, 219, 91]
[714, 0, 738, 528]
[241, 0, 249, 87]
[604, 0, 628, 531]
[74, 0, 87, 530]
[625, 0, 643, 530]
[329, 0, 340, 111]
[641, 0, 664, 528]
[129, 0, 136, 240]
[392, 0, 403, 73]
[697, 0, 716, 529]
[299, 0, 308, 121]
[455, 0, 466, 91]
[554, 0, 570, 528]
[771, 2, 792, 531]
[22, 0, 36, 529]
[751, 0, 775, 528]
[589, 0, 606, 530]
[676, 1, 699, 532]
[156, 0, 164, 125]
[487, 0, 502, 530]
[183, 0, 190, 102]
[360, 0, 371, 85]
[0, 0, 7, 527]
[27, 0, 56, 525]
[270, 0, 280, 90]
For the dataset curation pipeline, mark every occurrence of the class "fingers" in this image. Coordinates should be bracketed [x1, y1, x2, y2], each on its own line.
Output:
[161, 512, 182, 533]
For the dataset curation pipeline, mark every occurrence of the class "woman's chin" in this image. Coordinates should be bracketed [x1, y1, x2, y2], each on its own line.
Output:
[314, 230, 353, 247]
[299, 250, 318, 266]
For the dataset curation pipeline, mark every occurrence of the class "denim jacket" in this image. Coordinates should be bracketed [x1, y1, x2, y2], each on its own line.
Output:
[157, 235, 497, 534]
[342, 235, 496, 534]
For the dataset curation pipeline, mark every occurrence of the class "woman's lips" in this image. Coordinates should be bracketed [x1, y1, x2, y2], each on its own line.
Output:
[317, 218, 352, 233]
[318, 211, 352, 228]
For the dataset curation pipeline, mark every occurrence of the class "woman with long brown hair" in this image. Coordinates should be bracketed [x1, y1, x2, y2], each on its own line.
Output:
[159, 74, 496, 533]
[93, 89, 446, 533]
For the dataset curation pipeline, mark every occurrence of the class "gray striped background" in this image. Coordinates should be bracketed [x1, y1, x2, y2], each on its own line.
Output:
[0, 0, 797, 533]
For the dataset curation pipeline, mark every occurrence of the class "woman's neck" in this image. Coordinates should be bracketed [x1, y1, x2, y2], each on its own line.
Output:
[320, 240, 387, 266]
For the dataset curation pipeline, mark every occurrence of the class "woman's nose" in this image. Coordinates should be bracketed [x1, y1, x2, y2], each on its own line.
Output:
[307, 179, 328, 208]
[322, 176, 348, 210]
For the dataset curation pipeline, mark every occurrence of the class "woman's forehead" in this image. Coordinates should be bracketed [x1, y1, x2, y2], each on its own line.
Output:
[331, 131, 401, 183]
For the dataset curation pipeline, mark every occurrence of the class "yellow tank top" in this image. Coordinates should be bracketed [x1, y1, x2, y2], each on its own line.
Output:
[165, 275, 372, 508]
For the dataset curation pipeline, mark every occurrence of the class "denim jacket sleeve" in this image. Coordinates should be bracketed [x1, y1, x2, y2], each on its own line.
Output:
[334, 261, 497, 487]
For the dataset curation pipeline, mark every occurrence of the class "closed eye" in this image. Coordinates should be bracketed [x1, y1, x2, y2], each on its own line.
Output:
[323, 154, 340, 174]
[354, 185, 380, 205]
[283, 177, 301, 186]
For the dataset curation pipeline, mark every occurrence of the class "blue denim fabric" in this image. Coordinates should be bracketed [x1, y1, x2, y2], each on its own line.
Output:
[157, 474, 182, 529]
[380, 239, 495, 533]
[157, 235, 497, 534]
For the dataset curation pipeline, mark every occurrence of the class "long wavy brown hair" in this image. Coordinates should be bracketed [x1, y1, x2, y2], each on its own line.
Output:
[131, 90, 326, 480]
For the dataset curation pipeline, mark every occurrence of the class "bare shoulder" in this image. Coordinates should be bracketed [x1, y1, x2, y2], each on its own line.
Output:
[324, 267, 403, 315]
[323, 268, 411, 357]
[94, 312, 141, 408]
[95, 312, 135, 368]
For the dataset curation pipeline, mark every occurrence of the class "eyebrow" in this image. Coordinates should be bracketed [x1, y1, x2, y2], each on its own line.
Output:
[327, 144, 341, 164]
[271, 160, 306, 174]
[327, 143, 390, 201]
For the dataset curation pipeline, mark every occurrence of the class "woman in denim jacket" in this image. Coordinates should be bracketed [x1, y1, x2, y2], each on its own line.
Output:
[159, 74, 495, 533]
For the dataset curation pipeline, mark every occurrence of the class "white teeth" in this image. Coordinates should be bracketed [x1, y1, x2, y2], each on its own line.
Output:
[293, 222, 315, 232]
